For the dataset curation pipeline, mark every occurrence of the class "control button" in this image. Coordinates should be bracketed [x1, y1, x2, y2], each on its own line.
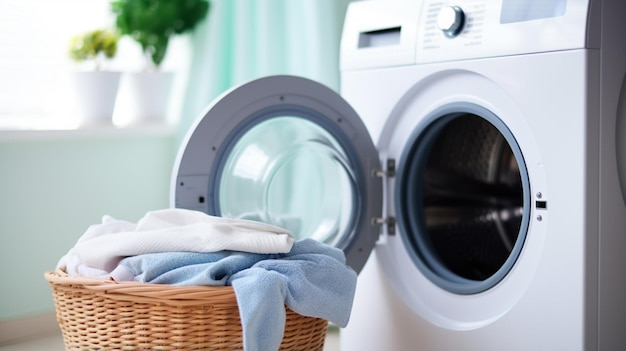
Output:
[437, 5, 465, 38]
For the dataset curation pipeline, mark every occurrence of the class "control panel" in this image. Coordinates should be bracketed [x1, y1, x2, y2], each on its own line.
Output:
[417, 0, 589, 63]
[340, 0, 591, 70]
[421, 1, 487, 51]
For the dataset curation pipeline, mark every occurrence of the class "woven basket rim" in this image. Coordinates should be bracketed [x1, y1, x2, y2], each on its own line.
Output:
[44, 269, 238, 306]
[45, 269, 329, 350]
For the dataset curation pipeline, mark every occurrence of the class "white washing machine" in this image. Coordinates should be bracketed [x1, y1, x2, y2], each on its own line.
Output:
[171, 0, 626, 350]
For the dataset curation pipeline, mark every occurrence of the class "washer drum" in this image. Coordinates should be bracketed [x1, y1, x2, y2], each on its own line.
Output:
[400, 112, 528, 294]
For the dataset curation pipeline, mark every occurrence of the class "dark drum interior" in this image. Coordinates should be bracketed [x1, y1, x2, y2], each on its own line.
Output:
[400, 112, 529, 294]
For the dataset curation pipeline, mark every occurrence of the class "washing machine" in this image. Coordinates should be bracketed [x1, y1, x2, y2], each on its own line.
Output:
[171, 0, 626, 350]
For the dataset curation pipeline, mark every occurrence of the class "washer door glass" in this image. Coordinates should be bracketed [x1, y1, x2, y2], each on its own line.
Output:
[218, 116, 355, 247]
[397, 104, 530, 294]
[172, 75, 382, 273]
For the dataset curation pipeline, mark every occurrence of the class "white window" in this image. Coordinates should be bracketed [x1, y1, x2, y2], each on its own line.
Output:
[0, 0, 188, 129]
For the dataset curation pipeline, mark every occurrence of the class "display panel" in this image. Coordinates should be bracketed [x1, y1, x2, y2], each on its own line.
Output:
[500, 0, 567, 24]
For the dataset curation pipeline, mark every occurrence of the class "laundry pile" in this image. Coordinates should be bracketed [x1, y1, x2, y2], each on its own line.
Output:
[57, 208, 357, 351]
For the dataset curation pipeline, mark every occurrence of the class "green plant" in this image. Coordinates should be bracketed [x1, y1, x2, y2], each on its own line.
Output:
[111, 0, 210, 70]
[68, 29, 119, 70]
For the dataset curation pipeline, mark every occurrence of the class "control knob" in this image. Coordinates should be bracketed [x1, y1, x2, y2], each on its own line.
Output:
[437, 5, 465, 38]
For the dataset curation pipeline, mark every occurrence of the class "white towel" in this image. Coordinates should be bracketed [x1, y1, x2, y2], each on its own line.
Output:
[57, 208, 295, 277]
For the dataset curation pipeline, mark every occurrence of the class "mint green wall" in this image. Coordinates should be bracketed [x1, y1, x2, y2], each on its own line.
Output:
[0, 132, 176, 320]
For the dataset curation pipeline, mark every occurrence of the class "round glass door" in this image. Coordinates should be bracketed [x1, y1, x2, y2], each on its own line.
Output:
[217, 116, 356, 247]
[396, 104, 530, 294]
[172, 75, 382, 273]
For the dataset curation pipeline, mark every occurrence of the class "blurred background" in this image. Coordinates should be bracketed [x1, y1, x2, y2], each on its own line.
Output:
[0, 0, 354, 342]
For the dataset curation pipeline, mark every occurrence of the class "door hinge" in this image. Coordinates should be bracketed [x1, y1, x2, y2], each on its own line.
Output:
[371, 216, 396, 235]
[372, 159, 396, 178]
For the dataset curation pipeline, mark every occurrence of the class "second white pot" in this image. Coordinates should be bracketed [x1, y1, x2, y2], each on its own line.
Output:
[117, 71, 175, 125]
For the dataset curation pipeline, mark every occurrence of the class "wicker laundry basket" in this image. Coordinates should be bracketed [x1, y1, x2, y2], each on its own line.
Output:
[44, 269, 328, 350]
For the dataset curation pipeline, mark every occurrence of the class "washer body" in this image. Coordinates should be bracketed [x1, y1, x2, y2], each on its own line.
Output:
[171, 0, 626, 350]
[339, 0, 626, 350]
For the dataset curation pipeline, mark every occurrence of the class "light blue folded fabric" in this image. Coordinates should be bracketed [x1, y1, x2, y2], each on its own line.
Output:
[115, 239, 357, 351]
[111, 250, 277, 286]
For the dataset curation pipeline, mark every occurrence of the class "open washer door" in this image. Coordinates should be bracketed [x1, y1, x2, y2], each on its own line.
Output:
[171, 75, 382, 273]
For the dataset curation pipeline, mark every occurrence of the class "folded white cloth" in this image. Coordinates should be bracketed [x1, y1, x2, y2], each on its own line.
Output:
[57, 208, 295, 277]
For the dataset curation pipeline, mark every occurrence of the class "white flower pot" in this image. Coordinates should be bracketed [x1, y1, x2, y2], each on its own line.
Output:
[117, 71, 175, 125]
[70, 71, 121, 126]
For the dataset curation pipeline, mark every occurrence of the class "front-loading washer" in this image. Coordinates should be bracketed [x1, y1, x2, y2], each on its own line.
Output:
[171, 0, 626, 350]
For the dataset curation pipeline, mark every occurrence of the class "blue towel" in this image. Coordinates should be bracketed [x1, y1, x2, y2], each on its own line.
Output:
[114, 239, 357, 351]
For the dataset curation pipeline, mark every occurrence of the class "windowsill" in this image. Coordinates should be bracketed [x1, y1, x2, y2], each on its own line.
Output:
[0, 121, 178, 142]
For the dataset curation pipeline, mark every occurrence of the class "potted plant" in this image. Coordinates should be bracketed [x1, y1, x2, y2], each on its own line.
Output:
[111, 0, 210, 124]
[68, 28, 121, 125]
